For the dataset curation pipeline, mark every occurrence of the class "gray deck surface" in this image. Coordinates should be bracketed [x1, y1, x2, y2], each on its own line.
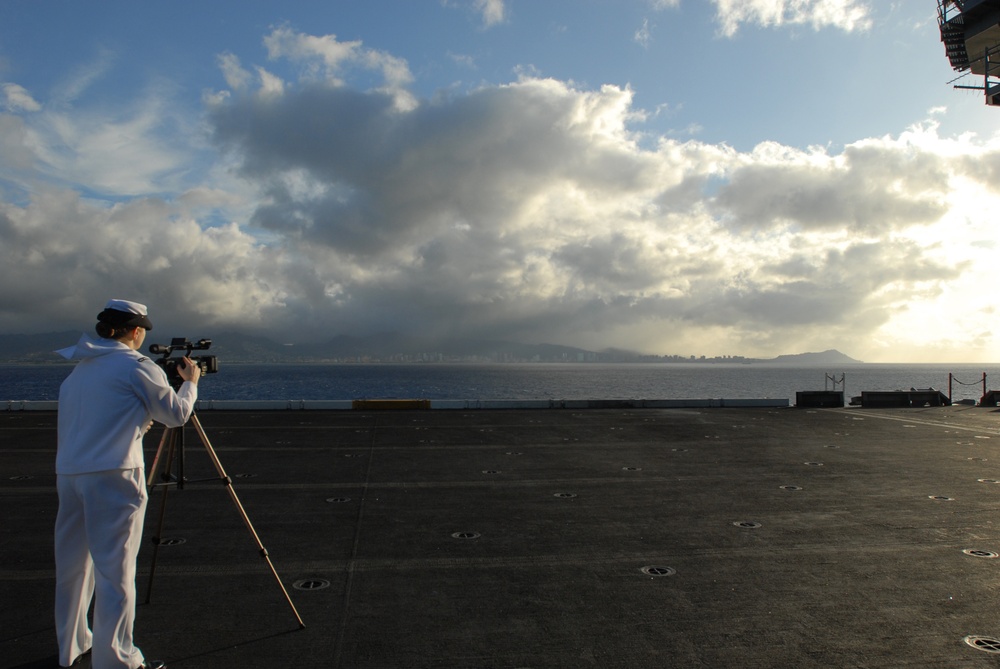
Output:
[4, 405, 1000, 668]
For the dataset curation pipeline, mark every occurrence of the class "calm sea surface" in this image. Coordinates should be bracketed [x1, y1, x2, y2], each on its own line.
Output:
[2, 362, 999, 403]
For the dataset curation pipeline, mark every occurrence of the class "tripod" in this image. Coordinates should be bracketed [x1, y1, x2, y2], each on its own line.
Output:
[144, 411, 306, 629]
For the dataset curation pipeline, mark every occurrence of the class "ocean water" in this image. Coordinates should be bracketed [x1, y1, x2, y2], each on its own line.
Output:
[2, 362, 998, 403]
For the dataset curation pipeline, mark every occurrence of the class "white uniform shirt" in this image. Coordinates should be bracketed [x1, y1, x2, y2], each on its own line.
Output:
[56, 334, 198, 475]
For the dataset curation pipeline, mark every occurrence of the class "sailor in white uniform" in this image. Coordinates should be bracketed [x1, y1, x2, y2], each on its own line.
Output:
[54, 299, 200, 669]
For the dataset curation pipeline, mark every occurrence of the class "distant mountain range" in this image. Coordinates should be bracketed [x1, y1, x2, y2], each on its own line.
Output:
[0, 331, 862, 365]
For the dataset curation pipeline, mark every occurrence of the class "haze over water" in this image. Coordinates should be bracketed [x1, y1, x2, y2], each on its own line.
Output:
[4, 363, 998, 404]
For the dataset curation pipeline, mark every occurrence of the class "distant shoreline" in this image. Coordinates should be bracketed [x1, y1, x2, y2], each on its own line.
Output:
[6, 360, 1000, 367]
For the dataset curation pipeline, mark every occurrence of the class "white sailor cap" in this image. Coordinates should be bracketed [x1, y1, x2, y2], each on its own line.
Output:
[97, 298, 153, 330]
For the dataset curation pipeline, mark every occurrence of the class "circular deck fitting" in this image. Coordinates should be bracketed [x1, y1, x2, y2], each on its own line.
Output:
[964, 636, 1000, 654]
[156, 537, 186, 546]
[505, 451, 523, 456]
[804, 462, 824, 467]
[622, 467, 642, 471]
[929, 495, 954, 501]
[641, 566, 676, 577]
[451, 531, 481, 539]
[963, 549, 1000, 559]
[671, 448, 688, 452]
[734, 521, 762, 529]
[482, 470, 502, 475]
[553, 492, 577, 499]
[293, 578, 331, 591]
[978, 479, 1000, 484]
[325, 497, 352, 503]
[824, 445, 839, 449]
[779, 485, 803, 491]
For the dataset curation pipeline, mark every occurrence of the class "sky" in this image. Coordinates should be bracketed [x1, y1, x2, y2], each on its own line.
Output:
[1, 0, 999, 363]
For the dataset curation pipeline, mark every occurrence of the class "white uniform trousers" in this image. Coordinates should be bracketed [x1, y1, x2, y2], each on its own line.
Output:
[55, 468, 148, 669]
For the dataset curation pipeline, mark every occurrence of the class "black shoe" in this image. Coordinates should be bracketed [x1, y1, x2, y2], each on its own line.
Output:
[140, 663, 166, 669]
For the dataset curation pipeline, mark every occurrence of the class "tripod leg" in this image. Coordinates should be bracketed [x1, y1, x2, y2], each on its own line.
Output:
[190, 414, 306, 629]
[144, 427, 179, 604]
[146, 425, 173, 488]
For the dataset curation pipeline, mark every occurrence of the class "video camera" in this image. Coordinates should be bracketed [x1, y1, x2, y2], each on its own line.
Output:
[149, 338, 218, 388]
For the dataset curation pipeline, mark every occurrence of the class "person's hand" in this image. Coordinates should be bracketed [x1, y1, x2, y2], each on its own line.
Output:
[178, 356, 201, 384]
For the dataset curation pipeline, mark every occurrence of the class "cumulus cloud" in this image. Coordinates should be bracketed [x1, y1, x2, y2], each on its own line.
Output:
[443, 0, 508, 28]
[0, 190, 289, 334]
[711, 0, 873, 36]
[714, 139, 949, 232]
[474, 0, 507, 27]
[0, 26, 994, 360]
[261, 26, 415, 109]
[2, 83, 41, 112]
[198, 51, 980, 353]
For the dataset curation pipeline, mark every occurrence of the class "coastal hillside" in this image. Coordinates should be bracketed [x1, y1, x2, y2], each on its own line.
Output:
[766, 350, 863, 365]
[0, 331, 860, 365]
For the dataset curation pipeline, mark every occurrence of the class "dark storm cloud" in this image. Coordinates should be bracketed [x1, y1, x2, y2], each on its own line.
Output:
[208, 79, 656, 258]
